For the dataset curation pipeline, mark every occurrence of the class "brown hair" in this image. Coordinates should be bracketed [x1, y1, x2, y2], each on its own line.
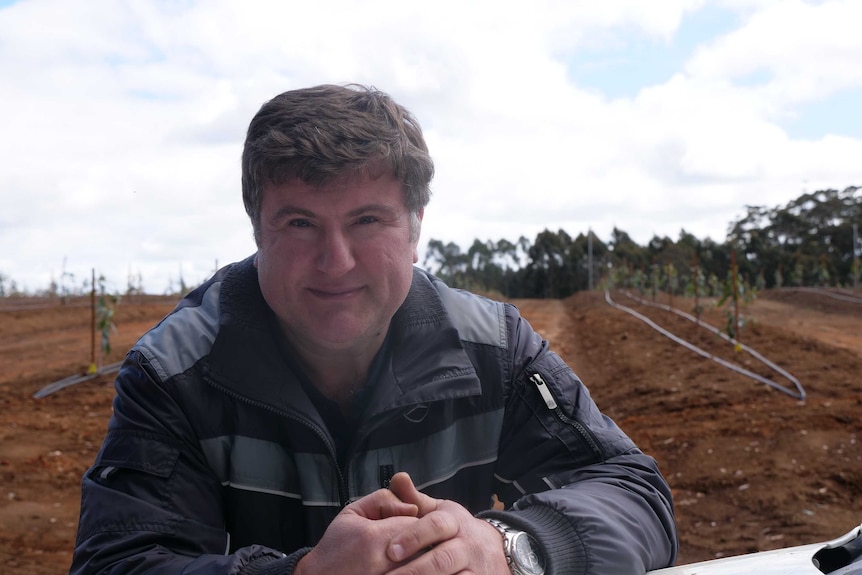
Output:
[242, 84, 434, 244]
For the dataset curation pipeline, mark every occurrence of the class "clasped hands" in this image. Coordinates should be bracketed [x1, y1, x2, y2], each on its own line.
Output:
[294, 472, 509, 575]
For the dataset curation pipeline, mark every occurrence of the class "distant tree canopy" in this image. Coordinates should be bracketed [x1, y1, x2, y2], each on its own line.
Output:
[423, 186, 861, 298]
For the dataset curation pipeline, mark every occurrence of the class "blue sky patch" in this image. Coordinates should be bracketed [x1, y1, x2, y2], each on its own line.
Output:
[733, 68, 774, 88]
[566, 5, 740, 99]
[780, 87, 862, 140]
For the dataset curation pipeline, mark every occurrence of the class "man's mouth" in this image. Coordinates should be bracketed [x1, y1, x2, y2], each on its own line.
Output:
[307, 286, 364, 299]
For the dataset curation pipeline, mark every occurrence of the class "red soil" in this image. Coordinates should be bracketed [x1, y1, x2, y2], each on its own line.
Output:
[1, 289, 860, 573]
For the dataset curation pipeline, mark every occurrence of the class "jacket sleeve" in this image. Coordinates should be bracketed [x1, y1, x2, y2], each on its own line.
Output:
[478, 307, 678, 575]
[69, 352, 309, 575]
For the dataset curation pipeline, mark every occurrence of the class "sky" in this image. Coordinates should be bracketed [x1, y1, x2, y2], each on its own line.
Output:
[1, 0, 860, 294]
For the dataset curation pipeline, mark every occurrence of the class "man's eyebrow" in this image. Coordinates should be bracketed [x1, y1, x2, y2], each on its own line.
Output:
[346, 204, 398, 218]
[269, 204, 399, 223]
[270, 206, 316, 223]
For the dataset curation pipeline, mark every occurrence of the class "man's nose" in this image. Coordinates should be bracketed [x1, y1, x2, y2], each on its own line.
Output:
[317, 229, 355, 274]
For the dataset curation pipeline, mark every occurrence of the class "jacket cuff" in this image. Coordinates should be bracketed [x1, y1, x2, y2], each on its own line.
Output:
[478, 505, 586, 575]
[240, 547, 312, 575]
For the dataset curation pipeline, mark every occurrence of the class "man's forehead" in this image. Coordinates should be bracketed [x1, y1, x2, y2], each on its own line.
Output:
[261, 172, 407, 208]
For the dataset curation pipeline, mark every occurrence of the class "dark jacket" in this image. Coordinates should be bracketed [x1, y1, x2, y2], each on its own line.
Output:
[70, 257, 677, 574]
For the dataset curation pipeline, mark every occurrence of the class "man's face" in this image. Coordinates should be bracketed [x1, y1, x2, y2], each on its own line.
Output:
[255, 172, 421, 356]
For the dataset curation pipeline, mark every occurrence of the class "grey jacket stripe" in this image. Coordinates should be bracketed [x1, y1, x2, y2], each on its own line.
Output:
[201, 409, 504, 504]
[221, 482, 302, 500]
[348, 409, 504, 498]
[434, 283, 507, 348]
[136, 282, 222, 380]
[200, 435, 339, 506]
[411, 455, 498, 492]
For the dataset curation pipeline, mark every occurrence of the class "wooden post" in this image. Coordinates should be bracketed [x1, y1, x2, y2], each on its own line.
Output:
[587, 229, 593, 291]
[88, 269, 97, 374]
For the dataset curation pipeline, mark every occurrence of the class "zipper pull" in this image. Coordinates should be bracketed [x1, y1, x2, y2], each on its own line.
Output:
[530, 373, 558, 409]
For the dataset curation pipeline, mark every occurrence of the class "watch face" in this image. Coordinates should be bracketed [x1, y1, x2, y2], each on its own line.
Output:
[512, 532, 545, 575]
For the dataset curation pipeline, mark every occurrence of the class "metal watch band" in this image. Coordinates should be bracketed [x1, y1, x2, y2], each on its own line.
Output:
[482, 518, 546, 575]
[484, 518, 517, 573]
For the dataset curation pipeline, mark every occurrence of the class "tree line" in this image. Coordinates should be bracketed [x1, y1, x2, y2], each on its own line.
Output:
[422, 186, 861, 299]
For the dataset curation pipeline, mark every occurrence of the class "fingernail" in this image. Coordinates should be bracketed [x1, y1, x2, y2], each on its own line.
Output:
[390, 543, 405, 561]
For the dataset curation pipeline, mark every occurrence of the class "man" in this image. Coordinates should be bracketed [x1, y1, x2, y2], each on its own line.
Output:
[70, 84, 677, 575]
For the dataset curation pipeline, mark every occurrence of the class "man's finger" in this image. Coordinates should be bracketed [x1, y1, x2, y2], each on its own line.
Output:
[347, 486, 420, 520]
[388, 472, 439, 516]
[387, 510, 459, 563]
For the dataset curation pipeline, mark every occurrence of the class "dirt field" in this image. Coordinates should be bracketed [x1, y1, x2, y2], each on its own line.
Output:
[1, 288, 860, 573]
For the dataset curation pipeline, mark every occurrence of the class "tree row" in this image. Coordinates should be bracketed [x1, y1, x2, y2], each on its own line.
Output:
[422, 186, 861, 299]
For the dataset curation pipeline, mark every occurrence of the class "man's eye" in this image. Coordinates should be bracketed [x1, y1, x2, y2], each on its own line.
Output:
[356, 215, 378, 225]
[289, 219, 313, 228]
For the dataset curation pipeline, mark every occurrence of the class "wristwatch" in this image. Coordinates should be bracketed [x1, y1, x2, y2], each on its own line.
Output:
[483, 518, 546, 575]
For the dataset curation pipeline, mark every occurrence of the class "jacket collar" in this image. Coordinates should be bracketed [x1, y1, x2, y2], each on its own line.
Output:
[205, 258, 482, 420]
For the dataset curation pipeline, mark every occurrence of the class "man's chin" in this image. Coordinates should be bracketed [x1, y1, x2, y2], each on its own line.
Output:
[312, 323, 380, 349]
[283, 311, 389, 352]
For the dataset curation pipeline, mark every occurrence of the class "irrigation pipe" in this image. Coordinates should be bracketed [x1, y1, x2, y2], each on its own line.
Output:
[33, 361, 123, 399]
[604, 291, 806, 400]
[621, 290, 804, 394]
[783, 287, 862, 305]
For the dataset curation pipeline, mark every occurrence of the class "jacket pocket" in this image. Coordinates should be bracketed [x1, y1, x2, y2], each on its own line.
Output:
[90, 429, 181, 483]
[78, 429, 185, 542]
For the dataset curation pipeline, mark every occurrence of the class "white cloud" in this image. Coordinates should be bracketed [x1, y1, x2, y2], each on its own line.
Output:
[686, 0, 862, 103]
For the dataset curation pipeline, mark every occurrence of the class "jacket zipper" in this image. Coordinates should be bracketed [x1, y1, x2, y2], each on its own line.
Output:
[203, 375, 350, 507]
[529, 373, 605, 461]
